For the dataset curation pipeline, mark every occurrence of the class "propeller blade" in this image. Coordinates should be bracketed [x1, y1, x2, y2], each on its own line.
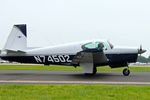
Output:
[138, 45, 146, 54]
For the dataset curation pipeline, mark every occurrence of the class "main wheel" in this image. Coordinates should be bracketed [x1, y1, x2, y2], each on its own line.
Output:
[123, 68, 130, 76]
[93, 66, 97, 75]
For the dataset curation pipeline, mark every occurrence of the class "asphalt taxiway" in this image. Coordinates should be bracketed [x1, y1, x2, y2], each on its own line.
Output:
[0, 70, 150, 85]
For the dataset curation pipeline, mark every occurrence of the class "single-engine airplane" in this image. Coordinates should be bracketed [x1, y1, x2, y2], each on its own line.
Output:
[0, 24, 146, 75]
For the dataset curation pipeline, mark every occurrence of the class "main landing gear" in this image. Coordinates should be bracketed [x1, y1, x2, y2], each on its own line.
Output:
[93, 66, 97, 75]
[123, 68, 130, 76]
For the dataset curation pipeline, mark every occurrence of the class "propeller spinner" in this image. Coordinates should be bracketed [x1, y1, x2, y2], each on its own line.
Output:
[138, 45, 146, 54]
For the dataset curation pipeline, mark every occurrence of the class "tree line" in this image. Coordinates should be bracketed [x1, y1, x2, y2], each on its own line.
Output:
[137, 56, 150, 63]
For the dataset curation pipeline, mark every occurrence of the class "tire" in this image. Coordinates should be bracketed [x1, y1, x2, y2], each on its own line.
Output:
[123, 68, 130, 76]
[93, 66, 97, 75]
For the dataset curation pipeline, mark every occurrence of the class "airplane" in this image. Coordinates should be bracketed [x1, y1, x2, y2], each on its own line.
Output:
[0, 24, 146, 76]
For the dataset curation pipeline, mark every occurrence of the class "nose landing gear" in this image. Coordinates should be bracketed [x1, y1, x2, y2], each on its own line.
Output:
[123, 68, 130, 76]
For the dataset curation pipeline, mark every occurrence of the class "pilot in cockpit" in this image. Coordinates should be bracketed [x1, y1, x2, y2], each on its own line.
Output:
[97, 43, 104, 51]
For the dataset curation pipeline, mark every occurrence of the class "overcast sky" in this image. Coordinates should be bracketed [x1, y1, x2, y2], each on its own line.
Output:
[0, 0, 149, 57]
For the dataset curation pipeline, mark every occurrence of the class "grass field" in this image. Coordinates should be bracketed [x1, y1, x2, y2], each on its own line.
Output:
[0, 64, 150, 72]
[0, 84, 150, 100]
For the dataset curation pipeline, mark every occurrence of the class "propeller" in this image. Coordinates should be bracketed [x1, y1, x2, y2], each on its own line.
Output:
[138, 45, 146, 55]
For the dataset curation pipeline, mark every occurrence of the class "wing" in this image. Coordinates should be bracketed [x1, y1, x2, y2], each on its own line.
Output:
[72, 49, 107, 66]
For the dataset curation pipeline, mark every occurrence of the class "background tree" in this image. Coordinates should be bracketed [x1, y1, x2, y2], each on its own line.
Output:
[137, 56, 148, 63]
[147, 56, 150, 63]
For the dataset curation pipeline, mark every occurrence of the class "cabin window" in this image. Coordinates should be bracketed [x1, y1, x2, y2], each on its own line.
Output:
[95, 42, 107, 50]
[83, 42, 94, 49]
[82, 42, 107, 50]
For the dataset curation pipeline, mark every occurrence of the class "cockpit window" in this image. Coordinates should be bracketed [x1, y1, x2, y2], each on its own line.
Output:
[82, 42, 107, 51]
[95, 42, 103, 48]
[95, 42, 107, 50]
[82, 42, 94, 49]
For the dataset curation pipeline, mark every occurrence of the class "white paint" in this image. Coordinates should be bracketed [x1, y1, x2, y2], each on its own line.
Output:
[34, 56, 42, 63]
[3, 26, 27, 51]
[26, 39, 110, 55]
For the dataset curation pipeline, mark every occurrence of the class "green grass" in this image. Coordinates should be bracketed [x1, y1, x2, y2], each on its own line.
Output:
[0, 84, 149, 100]
[0, 64, 150, 72]
[0, 64, 79, 71]
[0, 65, 149, 100]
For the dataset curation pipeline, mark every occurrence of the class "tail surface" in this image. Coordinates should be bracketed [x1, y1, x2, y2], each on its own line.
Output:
[3, 24, 27, 51]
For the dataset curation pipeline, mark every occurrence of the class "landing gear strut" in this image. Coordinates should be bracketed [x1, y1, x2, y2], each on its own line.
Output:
[123, 68, 130, 76]
[93, 66, 97, 75]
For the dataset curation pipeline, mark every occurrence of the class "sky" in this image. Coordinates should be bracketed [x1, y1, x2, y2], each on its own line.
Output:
[0, 0, 149, 57]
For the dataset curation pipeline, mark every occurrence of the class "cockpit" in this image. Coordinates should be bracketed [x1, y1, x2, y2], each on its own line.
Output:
[81, 41, 114, 51]
[82, 42, 107, 51]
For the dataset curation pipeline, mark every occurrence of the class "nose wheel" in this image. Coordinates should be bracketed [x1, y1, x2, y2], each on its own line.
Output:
[123, 68, 130, 76]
